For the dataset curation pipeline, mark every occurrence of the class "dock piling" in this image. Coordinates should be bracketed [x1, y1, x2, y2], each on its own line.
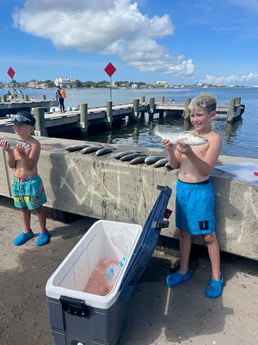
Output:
[33, 107, 47, 137]
[106, 101, 113, 128]
[183, 97, 191, 120]
[80, 103, 88, 132]
[149, 97, 155, 121]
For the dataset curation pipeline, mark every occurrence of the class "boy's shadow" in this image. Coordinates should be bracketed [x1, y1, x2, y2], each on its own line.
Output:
[118, 248, 236, 345]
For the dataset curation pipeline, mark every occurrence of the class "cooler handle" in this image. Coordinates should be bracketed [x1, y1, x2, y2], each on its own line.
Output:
[60, 296, 89, 318]
[151, 220, 169, 229]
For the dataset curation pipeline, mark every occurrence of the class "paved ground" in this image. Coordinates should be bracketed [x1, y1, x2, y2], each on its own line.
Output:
[0, 196, 258, 345]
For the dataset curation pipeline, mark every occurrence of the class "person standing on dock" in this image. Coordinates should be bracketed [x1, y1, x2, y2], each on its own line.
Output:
[0, 111, 50, 246]
[56, 85, 66, 112]
[162, 93, 223, 298]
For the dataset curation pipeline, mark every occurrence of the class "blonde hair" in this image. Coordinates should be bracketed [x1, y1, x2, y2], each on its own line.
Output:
[188, 93, 217, 113]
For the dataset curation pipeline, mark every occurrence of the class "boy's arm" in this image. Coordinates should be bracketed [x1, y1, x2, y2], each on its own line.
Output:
[162, 139, 181, 169]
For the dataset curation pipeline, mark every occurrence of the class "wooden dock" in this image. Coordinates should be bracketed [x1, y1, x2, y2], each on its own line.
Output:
[0, 99, 51, 117]
[0, 97, 245, 136]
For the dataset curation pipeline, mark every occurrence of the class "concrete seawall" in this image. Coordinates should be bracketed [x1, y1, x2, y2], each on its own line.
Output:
[0, 133, 257, 260]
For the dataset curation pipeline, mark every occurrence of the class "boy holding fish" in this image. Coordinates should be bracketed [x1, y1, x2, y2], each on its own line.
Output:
[162, 93, 223, 298]
[0, 111, 50, 246]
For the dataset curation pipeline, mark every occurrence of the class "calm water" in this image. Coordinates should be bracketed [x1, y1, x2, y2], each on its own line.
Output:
[2, 87, 258, 158]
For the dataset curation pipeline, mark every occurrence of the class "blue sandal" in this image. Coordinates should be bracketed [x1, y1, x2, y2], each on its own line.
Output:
[14, 230, 34, 246]
[36, 231, 50, 246]
[205, 274, 224, 298]
[166, 270, 192, 288]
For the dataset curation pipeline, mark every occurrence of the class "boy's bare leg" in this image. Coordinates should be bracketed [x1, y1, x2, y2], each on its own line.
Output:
[33, 206, 47, 233]
[204, 233, 221, 281]
[178, 229, 192, 274]
[20, 208, 31, 233]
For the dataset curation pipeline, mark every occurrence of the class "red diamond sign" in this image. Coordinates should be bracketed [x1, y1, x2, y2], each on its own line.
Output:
[104, 62, 116, 78]
[7, 67, 15, 79]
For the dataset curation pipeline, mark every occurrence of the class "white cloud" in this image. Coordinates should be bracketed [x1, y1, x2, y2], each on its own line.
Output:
[203, 73, 258, 85]
[12, 0, 195, 77]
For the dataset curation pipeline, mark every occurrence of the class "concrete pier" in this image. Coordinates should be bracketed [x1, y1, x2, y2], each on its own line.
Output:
[0, 133, 257, 260]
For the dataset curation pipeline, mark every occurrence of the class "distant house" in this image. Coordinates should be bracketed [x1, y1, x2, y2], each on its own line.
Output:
[55, 77, 72, 88]
[27, 80, 47, 89]
[155, 81, 168, 88]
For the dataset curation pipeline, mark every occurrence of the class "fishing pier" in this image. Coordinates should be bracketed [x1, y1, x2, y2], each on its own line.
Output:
[0, 96, 244, 136]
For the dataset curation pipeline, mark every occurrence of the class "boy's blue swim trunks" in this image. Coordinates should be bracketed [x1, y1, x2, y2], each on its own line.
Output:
[176, 179, 215, 235]
[11, 174, 47, 211]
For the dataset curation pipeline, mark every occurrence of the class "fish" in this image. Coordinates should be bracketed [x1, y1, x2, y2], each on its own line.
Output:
[114, 150, 141, 159]
[145, 155, 167, 165]
[0, 138, 31, 149]
[153, 126, 208, 146]
[129, 155, 148, 165]
[120, 152, 146, 162]
[65, 144, 88, 152]
[95, 147, 117, 156]
[165, 162, 173, 170]
[81, 145, 104, 154]
[153, 157, 169, 168]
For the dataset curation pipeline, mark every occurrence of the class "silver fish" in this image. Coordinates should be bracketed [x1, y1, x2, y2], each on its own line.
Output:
[120, 152, 146, 162]
[153, 157, 169, 168]
[114, 150, 141, 159]
[0, 138, 31, 149]
[145, 155, 167, 165]
[165, 162, 173, 170]
[153, 126, 208, 146]
[66, 144, 88, 152]
[81, 145, 103, 154]
[95, 147, 116, 156]
[129, 155, 148, 165]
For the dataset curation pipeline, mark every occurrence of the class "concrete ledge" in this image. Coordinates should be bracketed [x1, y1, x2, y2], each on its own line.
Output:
[0, 133, 257, 260]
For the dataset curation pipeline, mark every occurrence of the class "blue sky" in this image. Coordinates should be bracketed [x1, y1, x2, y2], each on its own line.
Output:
[1, 0, 258, 85]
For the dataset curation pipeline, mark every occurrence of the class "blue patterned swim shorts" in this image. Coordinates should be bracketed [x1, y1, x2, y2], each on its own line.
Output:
[11, 174, 47, 210]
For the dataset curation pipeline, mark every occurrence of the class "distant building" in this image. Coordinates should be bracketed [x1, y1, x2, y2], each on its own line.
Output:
[55, 77, 72, 88]
[27, 80, 47, 89]
[155, 81, 168, 87]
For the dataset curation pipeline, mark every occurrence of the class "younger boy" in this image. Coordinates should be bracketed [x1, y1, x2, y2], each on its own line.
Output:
[162, 93, 223, 298]
[0, 111, 50, 246]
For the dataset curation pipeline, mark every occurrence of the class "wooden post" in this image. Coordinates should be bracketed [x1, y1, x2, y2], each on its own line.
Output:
[183, 97, 191, 120]
[133, 99, 139, 119]
[227, 98, 235, 122]
[140, 96, 145, 104]
[80, 103, 88, 132]
[227, 97, 241, 122]
[106, 100, 113, 128]
[160, 96, 165, 104]
[33, 107, 47, 137]
[149, 97, 155, 121]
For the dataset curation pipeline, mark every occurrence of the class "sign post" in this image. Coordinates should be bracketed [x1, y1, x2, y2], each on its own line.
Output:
[104, 62, 116, 101]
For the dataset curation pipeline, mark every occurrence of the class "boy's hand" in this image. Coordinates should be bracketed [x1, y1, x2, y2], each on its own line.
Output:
[0, 140, 12, 152]
[162, 138, 174, 150]
[15, 143, 27, 156]
[176, 140, 192, 155]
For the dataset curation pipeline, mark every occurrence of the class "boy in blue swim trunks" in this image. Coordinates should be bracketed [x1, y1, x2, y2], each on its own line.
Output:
[162, 93, 223, 298]
[0, 111, 50, 246]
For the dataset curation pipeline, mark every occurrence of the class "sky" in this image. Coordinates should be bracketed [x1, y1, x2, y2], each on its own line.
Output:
[1, 0, 258, 86]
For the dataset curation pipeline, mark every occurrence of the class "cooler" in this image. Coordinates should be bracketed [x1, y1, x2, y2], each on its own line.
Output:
[46, 185, 172, 345]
